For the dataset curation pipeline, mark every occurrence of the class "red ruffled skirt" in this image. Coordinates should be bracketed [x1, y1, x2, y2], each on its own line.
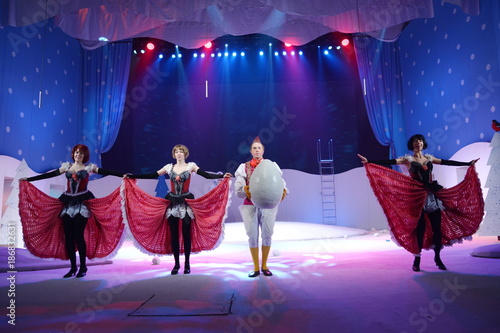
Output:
[364, 163, 484, 254]
[18, 181, 125, 260]
[122, 177, 231, 255]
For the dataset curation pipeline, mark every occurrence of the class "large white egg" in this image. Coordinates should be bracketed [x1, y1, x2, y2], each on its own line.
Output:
[249, 159, 284, 209]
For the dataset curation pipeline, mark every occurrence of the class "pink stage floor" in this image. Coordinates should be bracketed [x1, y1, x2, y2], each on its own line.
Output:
[1, 222, 499, 333]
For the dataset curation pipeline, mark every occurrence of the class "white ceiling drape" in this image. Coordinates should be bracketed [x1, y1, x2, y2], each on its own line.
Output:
[1, 0, 480, 49]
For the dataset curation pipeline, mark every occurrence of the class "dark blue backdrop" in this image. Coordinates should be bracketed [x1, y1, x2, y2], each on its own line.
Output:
[103, 35, 387, 175]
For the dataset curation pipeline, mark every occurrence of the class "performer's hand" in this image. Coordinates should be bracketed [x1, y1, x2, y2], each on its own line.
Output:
[471, 158, 480, 165]
[223, 172, 232, 178]
[244, 185, 251, 199]
[357, 154, 368, 164]
[19, 177, 27, 181]
[281, 189, 287, 201]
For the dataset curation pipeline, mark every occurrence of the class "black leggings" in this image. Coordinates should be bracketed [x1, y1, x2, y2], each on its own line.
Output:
[168, 215, 192, 267]
[415, 209, 443, 252]
[62, 213, 88, 268]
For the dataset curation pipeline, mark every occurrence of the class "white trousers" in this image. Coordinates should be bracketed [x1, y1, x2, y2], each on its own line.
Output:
[239, 205, 278, 247]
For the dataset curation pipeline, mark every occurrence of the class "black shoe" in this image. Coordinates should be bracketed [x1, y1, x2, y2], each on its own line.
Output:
[76, 267, 87, 278]
[412, 256, 421, 272]
[435, 258, 447, 270]
[248, 270, 260, 278]
[171, 265, 180, 275]
[63, 268, 77, 278]
[261, 269, 273, 276]
[184, 269, 191, 274]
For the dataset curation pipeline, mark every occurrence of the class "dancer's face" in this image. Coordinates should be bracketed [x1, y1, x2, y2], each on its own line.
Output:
[250, 142, 264, 159]
[73, 149, 85, 163]
[412, 138, 424, 152]
[174, 148, 186, 161]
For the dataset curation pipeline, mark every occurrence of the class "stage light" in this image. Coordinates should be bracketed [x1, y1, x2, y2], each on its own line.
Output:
[98, 37, 108, 42]
[336, 45, 341, 50]
[241, 51, 245, 56]
[177, 54, 182, 58]
[171, 54, 176, 58]
[140, 49, 145, 54]
[133, 50, 137, 54]
[201, 53, 206, 58]
[282, 51, 287, 56]
[211, 53, 215, 57]
[328, 46, 333, 50]
[232, 52, 237, 57]
[259, 51, 264, 56]
[146, 42, 155, 51]
[291, 51, 295, 55]
[193, 53, 198, 57]
[274, 51, 279, 56]
[158, 54, 163, 59]
[204, 41, 212, 49]
[284, 42, 292, 47]
[299, 51, 303, 55]
[224, 52, 229, 57]
[217, 52, 222, 57]
[341, 38, 350, 46]
[324, 50, 329, 55]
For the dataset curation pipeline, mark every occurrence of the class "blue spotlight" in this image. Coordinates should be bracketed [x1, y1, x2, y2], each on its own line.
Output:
[133, 50, 137, 54]
[299, 50, 303, 55]
[193, 53, 198, 57]
[259, 51, 264, 56]
[224, 52, 229, 57]
[240, 51, 245, 56]
[178, 54, 182, 58]
[171, 54, 176, 58]
[324, 50, 329, 55]
[211, 53, 215, 57]
[232, 52, 237, 57]
[336, 45, 341, 50]
[282, 51, 287, 56]
[201, 53, 206, 58]
[291, 51, 295, 55]
[140, 49, 145, 54]
[217, 52, 222, 57]
[159, 54, 164, 59]
[274, 51, 279, 56]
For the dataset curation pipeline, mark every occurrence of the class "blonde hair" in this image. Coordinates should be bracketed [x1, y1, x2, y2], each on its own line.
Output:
[172, 144, 189, 159]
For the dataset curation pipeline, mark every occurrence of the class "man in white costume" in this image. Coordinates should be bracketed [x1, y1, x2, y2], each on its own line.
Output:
[234, 137, 288, 277]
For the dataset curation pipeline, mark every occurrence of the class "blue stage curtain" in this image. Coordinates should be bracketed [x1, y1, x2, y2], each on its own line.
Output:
[353, 36, 407, 159]
[81, 41, 132, 165]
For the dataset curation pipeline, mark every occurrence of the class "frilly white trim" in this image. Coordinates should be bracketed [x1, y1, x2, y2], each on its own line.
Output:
[61, 162, 70, 172]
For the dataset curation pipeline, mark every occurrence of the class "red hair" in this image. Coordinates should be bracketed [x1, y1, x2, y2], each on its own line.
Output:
[71, 144, 90, 163]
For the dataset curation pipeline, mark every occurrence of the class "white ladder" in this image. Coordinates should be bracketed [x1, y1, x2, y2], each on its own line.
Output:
[317, 139, 336, 225]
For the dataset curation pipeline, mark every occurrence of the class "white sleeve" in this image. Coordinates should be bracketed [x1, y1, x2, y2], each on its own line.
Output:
[187, 162, 197, 173]
[234, 163, 248, 198]
[274, 162, 289, 194]
[162, 163, 173, 174]
[60, 162, 71, 172]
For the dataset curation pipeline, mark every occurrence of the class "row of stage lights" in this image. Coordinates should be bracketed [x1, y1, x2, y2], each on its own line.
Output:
[132, 39, 351, 59]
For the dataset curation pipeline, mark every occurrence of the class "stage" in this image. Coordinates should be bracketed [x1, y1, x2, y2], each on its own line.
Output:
[1, 222, 499, 333]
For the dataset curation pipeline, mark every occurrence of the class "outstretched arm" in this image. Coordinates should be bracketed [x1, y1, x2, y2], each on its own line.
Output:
[96, 168, 125, 177]
[24, 168, 63, 181]
[357, 154, 403, 165]
[434, 158, 479, 166]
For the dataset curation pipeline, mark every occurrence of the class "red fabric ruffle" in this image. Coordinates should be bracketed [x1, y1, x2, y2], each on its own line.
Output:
[122, 177, 230, 255]
[364, 163, 484, 254]
[18, 181, 125, 259]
